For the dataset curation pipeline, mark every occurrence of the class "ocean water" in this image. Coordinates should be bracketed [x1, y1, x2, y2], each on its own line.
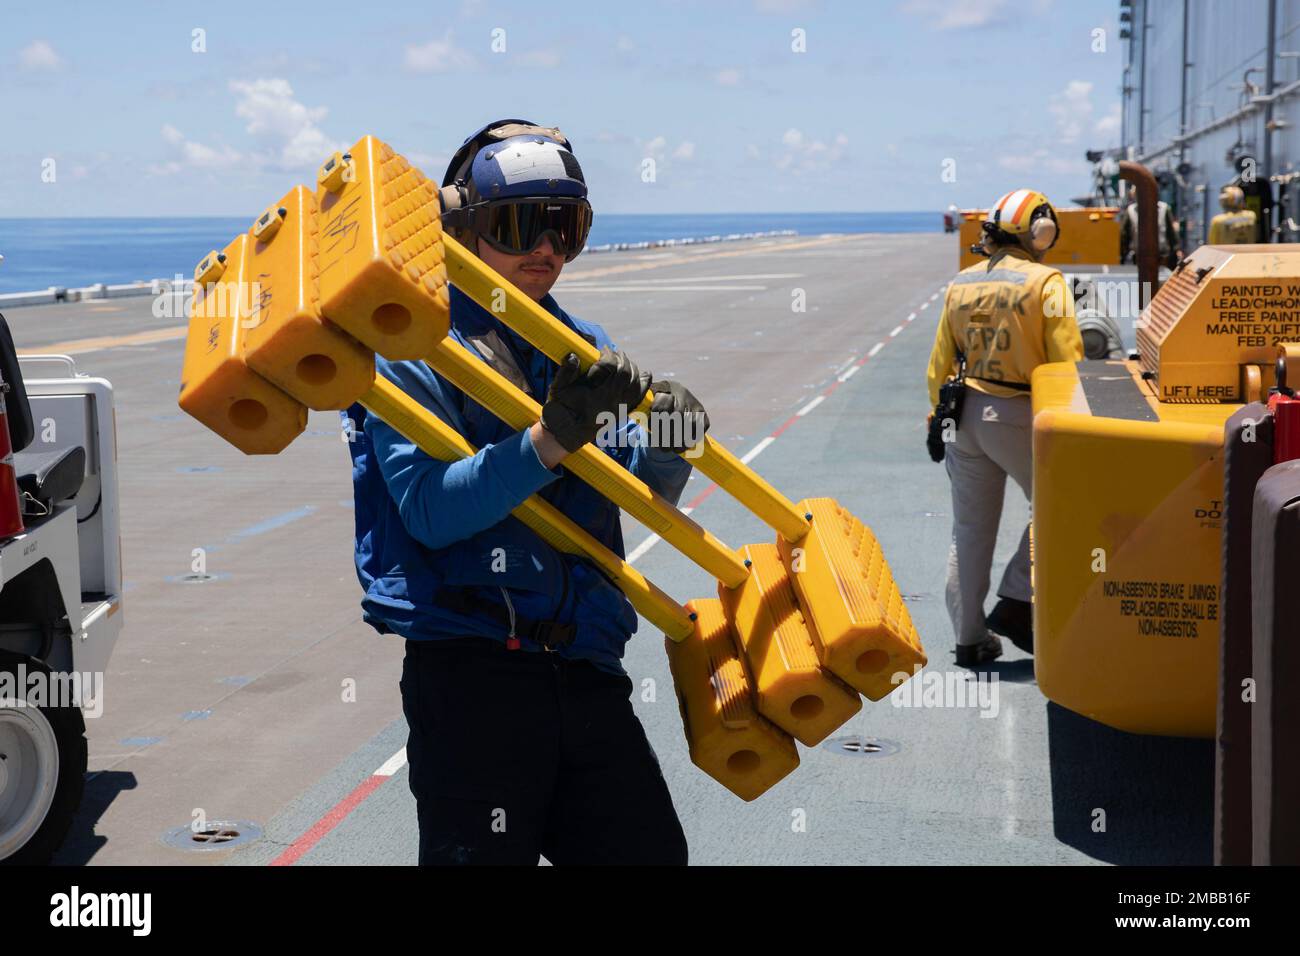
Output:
[0, 212, 939, 294]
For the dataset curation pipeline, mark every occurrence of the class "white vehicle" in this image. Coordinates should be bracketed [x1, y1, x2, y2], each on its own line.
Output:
[0, 314, 123, 864]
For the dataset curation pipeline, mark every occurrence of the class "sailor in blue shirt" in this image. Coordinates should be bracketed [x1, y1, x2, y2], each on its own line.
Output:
[345, 120, 708, 865]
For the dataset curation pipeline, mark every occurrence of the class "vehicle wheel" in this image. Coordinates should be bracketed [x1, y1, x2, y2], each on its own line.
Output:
[0, 655, 87, 864]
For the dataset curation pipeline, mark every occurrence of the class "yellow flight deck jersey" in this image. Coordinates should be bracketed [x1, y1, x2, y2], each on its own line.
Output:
[1207, 209, 1257, 245]
[927, 246, 1083, 407]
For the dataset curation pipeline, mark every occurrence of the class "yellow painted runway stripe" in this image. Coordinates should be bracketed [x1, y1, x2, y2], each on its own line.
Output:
[19, 324, 186, 356]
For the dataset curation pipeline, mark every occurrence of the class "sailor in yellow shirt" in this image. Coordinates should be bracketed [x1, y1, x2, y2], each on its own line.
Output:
[1208, 186, 1258, 245]
[926, 189, 1084, 666]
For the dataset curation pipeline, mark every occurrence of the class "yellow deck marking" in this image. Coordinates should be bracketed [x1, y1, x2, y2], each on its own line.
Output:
[19, 324, 186, 356]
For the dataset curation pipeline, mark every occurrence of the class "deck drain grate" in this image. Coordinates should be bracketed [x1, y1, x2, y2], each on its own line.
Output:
[166, 572, 230, 585]
[821, 735, 900, 758]
[162, 820, 263, 851]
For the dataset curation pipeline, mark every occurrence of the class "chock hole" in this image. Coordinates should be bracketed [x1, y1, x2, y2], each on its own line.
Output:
[229, 399, 268, 431]
[297, 353, 337, 386]
[372, 302, 411, 335]
[790, 694, 824, 721]
[856, 649, 890, 674]
[727, 749, 760, 775]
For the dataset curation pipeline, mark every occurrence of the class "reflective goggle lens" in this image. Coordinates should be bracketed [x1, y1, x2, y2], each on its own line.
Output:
[475, 200, 592, 261]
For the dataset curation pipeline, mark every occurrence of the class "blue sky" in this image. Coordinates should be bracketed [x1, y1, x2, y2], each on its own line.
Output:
[1, 0, 1122, 217]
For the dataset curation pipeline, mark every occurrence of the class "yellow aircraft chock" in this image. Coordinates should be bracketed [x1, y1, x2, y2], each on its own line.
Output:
[179, 135, 926, 800]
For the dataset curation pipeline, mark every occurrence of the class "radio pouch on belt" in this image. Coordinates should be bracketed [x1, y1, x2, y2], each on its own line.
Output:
[928, 350, 967, 463]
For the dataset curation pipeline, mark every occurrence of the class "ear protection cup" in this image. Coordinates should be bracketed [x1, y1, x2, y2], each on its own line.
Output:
[439, 184, 466, 215]
[1029, 213, 1058, 252]
[438, 183, 472, 239]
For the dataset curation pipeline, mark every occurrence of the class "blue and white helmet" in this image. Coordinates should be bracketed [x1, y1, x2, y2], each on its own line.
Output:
[469, 133, 587, 202]
[439, 120, 593, 257]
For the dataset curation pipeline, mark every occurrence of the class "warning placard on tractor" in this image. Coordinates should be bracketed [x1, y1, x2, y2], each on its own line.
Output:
[1138, 246, 1300, 402]
[1206, 283, 1300, 349]
[1098, 579, 1219, 638]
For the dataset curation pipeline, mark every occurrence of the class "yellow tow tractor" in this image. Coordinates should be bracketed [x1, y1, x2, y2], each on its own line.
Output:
[1032, 242, 1300, 737]
[957, 163, 1300, 740]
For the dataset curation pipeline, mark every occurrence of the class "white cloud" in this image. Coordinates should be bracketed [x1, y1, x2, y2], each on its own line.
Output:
[1094, 102, 1121, 140]
[405, 31, 477, 73]
[19, 40, 62, 71]
[639, 135, 695, 171]
[716, 68, 742, 87]
[998, 149, 1086, 176]
[774, 129, 849, 173]
[230, 78, 345, 169]
[900, 0, 1010, 30]
[149, 124, 244, 176]
[517, 49, 561, 68]
[1049, 79, 1095, 144]
[150, 78, 343, 175]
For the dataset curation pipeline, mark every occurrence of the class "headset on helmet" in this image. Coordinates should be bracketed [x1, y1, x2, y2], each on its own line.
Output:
[438, 118, 592, 260]
[981, 189, 1059, 256]
[438, 119, 586, 216]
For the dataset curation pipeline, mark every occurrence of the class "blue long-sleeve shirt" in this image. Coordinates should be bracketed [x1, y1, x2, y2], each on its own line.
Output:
[367, 355, 691, 552]
[347, 286, 692, 674]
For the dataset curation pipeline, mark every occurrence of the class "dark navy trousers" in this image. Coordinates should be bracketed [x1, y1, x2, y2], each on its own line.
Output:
[399, 637, 688, 865]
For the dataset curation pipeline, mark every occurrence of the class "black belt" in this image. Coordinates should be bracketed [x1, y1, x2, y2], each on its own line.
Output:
[970, 375, 1032, 392]
[436, 587, 577, 651]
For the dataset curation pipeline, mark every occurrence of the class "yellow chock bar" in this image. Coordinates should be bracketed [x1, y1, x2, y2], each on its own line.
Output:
[778, 497, 926, 700]
[179, 233, 308, 454]
[665, 598, 799, 801]
[360, 375, 693, 640]
[177, 134, 931, 798]
[176, 186, 692, 640]
[718, 543, 861, 746]
[427, 337, 749, 588]
[316, 135, 749, 589]
[443, 234, 811, 543]
[313, 136, 451, 360]
[242, 184, 376, 411]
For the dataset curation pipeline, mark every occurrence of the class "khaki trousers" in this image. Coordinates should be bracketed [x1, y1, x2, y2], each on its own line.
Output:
[943, 391, 1033, 645]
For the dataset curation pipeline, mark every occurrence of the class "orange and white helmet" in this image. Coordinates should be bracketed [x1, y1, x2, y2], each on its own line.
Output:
[985, 189, 1059, 252]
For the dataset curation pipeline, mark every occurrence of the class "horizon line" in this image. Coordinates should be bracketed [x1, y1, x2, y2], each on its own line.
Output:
[0, 210, 943, 222]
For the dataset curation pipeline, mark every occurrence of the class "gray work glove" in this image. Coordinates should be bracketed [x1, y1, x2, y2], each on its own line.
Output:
[647, 379, 710, 453]
[541, 347, 652, 453]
